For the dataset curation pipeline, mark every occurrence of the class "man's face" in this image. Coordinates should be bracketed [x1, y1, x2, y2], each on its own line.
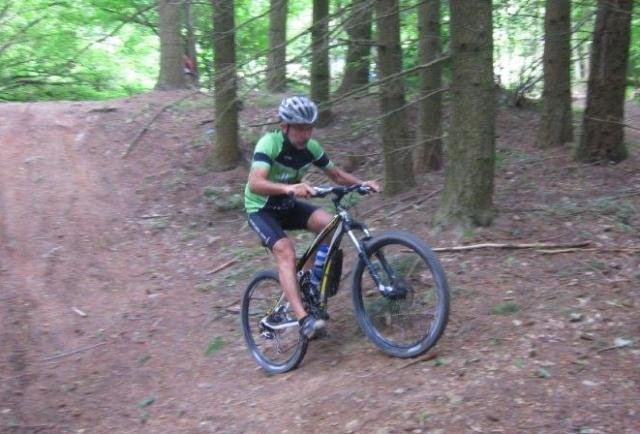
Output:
[285, 124, 314, 149]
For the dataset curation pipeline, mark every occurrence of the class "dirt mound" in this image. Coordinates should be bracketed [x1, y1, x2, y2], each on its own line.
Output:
[0, 92, 638, 433]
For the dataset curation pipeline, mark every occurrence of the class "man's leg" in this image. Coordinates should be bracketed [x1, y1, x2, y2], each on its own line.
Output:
[272, 237, 325, 338]
[248, 212, 307, 319]
[250, 207, 327, 338]
[307, 208, 333, 233]
[271, 237, 307, 319]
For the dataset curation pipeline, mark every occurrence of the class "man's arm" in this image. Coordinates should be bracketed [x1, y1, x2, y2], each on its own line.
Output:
[248, 167, 315, 198]
[325, 166, 380, 192]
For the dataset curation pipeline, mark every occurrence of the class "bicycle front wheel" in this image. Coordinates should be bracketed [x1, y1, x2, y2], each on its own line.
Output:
[241, 270, 308, 374]
[352, 230, 449, 358]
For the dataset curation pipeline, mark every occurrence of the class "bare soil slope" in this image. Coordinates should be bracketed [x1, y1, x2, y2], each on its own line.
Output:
[1, 92, 639, 434]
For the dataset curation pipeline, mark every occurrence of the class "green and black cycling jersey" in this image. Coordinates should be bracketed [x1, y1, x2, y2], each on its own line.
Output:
[244, 130, 334, 213]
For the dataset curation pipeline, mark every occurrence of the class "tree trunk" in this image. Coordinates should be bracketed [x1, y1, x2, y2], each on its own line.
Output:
[436, 0, 495, 227]
[576, 0, 633, 163]
[209, 0, 239, 171]
[311, 0, 331, 125]
[184, 0, 199, 88]
[414, 0, 443, 173]
[376, 0, 415, 195]
[335, 0, 372, 95]
[267, 0, 287, 92]
[537, 0, 573, 148]
[155, 0, 186, 90]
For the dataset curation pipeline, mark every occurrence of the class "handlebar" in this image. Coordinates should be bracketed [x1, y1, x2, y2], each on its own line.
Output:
[312, 184, 375, 198]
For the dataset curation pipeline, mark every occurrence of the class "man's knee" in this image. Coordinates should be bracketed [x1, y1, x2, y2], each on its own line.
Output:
[308, 209, 332, 233]
[272, 238, 296, 265]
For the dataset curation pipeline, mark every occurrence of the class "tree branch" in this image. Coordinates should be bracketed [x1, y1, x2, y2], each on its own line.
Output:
[584, 116, 640, 131]
[432, 242, 592, 253]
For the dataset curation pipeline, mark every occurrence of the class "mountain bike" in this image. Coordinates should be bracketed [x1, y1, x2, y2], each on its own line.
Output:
[241, 184, 450, 373]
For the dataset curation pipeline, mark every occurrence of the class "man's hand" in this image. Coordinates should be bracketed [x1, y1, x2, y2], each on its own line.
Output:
[285, 183, 316, 198]
[362, 180, 381, 193]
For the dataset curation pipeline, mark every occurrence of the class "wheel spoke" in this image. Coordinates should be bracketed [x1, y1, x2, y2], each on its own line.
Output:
[353, 233, 449, 357]
[241, 271, 306, 373]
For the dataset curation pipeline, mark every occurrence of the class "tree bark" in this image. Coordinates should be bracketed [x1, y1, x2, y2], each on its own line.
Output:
[576, 0, 633, 163]
[376, 0, 415, 195]
[209, 0, 239, 170]
[335, 0, 372, 95]
[436, 0, 495, 227]
[537, 0, 573, 148]
[267, 0, 287, 92]
[155, 0, 187, 90]
[311, 0, 331, 125]
[414, 0, 443, 172]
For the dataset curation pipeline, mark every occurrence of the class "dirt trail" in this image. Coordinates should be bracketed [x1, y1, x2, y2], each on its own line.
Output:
[0, 94, 639, 434]
[0, 101, 152, 430]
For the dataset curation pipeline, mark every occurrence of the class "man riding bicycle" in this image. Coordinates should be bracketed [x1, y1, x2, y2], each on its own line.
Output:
[245, 96, 379, 338]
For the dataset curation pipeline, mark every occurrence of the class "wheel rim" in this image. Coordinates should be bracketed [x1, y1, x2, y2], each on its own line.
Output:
[245, 276, 303, 367]
[359, 242, 443, 349]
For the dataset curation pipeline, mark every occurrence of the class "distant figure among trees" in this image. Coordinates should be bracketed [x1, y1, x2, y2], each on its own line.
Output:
[183, 54, 197, 86]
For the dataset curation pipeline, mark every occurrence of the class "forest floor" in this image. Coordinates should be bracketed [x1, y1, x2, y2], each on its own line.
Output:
[0, 91, 639, 434]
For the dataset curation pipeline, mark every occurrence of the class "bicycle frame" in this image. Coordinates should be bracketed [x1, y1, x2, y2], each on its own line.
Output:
[296, 202, 396, 309]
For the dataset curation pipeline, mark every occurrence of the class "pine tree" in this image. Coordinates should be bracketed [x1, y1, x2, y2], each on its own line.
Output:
[537, 0, 573, 148]
[209, 0, 239, 170]
[156, 0, 187, 90]
[376, 0, 415, 195]
[436, 0, 495, 227]
[267, 0, 288, 92]
[576, 0, 633, 162]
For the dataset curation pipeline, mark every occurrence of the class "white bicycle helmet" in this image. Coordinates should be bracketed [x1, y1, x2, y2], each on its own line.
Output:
[278, 96, 318, 125]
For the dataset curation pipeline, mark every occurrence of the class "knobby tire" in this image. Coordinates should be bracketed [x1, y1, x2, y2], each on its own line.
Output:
[241, 270, 308, 373]
[351, 230, 450, 358]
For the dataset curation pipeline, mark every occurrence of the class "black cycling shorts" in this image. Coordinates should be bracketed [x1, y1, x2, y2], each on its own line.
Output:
[247, 200, 318, 250]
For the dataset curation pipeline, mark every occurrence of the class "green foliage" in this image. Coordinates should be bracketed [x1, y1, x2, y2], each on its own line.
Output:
[433, 356, 447, 366]
[179, 226, 200, 242]
[489, 337, 503, 346]
[494, 150, 508, 169]
[138, 355, 151, 366]
[203, 186, 243, 211]
[2, 0, 639, 101]
[195, 281, 216, 293]
[0, 0, 158, 101]
[149, 217, 169, 231]
[419, 410, 431, 426]
[534, 367, 551, 378]
[627, 3, 640, 89]
[138, 396, 156, 409]
[491, 301, 521, 315]
[592, 199, 636, 225]
[204, 336, 225, 356]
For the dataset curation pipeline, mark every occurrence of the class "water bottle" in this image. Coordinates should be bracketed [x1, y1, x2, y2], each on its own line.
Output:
[310, 244, 329, 292]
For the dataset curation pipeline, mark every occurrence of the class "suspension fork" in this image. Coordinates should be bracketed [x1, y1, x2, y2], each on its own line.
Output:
[346, 229, 397, 294]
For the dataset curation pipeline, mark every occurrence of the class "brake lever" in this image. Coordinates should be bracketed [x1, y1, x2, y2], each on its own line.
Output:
[313, 186, 333, 197]
[357, 184, 374, 195]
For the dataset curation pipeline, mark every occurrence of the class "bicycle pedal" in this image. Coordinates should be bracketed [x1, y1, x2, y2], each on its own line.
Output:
[261, 331, 276, 340]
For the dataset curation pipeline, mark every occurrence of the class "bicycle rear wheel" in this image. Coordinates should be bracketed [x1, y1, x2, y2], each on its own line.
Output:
[241, 270, 308, 373]
[352, 230, 449, 358]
